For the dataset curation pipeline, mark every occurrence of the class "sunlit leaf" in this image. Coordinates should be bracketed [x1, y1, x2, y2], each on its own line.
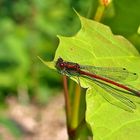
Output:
[43, 14, 140, 140]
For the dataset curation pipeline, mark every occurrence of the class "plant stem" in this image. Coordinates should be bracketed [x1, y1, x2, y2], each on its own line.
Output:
[94, 4, 105, 21]
[71, 84, 81, 129]
[94, 0, 110, 21]
[63, 75, 71, 126]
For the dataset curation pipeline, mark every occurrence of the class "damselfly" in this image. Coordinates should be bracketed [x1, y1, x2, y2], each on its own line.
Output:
[55, 57, 140, 111]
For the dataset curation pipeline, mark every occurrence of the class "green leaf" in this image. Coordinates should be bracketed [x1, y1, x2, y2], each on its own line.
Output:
[103, 0, 140, 36]
[43, 14, 140, 140]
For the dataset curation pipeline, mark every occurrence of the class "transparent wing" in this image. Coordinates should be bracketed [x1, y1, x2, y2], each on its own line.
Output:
[80, 65, 138, 82]
[60, 68, 137, 111]
[93, 79, 136, 112]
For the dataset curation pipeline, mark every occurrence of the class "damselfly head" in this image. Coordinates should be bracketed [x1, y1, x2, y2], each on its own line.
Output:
[55, 57, 65, 71]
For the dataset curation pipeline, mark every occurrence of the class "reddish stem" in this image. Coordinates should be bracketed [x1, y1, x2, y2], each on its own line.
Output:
[63, 75, 71, 126]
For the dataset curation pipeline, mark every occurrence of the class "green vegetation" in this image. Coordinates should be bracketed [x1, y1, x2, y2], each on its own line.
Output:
[0, 0, 140, 139]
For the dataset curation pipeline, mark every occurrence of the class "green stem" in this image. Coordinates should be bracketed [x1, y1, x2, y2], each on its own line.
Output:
[71, 85, 81, 129]
[94, 2, 105, 21]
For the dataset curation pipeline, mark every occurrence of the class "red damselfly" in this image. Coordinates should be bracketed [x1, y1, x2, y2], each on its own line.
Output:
[55, 57, 140, 111]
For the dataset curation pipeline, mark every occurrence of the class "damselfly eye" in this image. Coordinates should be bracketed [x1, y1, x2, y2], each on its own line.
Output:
[60, 63, 64, 68]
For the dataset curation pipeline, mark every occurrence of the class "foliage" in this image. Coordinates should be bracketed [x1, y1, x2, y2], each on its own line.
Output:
[0, 0, 80, 97]
[0, 0, 140, 139]
[0, 0, 140, 101]
[43, 14, 140, 139]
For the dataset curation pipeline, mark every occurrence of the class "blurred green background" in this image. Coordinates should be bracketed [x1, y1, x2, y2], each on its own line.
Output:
[0, 0, 140, 139]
